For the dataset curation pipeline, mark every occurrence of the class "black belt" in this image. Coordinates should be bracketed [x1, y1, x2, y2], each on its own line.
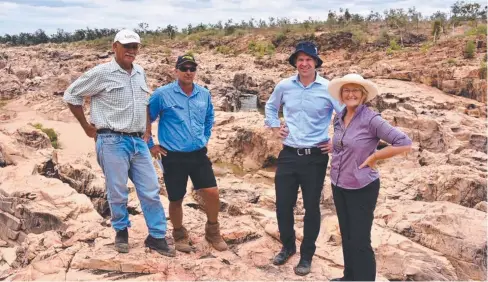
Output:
[283, 145, 323, 156]
[96, 129, 143, 138]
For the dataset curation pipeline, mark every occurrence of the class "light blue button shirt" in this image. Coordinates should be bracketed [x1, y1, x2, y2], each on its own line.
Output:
[148, 81, 214, 152]
[264, 73, 344, 148]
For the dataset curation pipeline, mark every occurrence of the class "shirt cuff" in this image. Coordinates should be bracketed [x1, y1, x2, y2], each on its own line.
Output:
[264, 119, 281, 128]
[63, 95, 84, 106]
[147, 137, 155, 148]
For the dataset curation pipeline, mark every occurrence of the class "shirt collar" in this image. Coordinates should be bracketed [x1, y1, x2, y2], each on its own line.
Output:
[339, 104, 367, 119]
[172, 80, 200, 97]
[109, 59, 142, 74]
[292, 72, 326, 86]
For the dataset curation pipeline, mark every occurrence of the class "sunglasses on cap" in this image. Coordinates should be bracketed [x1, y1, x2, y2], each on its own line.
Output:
[121, 43, 140, 50]
[178, 65, 197, 72]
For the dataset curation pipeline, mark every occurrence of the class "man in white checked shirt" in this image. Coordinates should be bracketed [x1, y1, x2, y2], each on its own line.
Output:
[63, 29, 175, 257]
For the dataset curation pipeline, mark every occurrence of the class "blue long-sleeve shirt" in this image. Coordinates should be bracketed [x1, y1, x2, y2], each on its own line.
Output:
[264, 73, 344, 148]
[148, 81, 214, 152]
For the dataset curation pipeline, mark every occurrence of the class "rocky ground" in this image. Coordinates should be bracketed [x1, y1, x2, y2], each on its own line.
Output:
[0, 31, 486, 281]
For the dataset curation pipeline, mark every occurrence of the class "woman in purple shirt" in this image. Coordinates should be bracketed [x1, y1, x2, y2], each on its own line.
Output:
[327, 74, 412, 281]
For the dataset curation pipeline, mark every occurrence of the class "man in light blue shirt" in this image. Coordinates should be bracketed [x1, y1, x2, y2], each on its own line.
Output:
[265, 41, 343, 276]
[147, 54, 227, 253]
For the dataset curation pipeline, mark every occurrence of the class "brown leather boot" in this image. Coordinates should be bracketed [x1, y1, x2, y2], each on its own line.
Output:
[172, 226, 193, 253]
[205, 221, 228, 251]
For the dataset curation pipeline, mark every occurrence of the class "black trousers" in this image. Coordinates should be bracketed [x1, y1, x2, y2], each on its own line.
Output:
[275, 148, 329, 261]
[332, 179, 380, 281]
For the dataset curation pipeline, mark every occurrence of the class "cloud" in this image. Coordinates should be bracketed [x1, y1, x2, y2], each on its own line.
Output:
[2, 0, 97, 7]
[0, 0, 485, 35]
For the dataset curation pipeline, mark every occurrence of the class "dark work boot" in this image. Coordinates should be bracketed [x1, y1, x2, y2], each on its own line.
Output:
[294, 258, 312, 276]
[144, 235, 176, 257]
[272, 247, 296, 265]
[114, 228, 129, 253]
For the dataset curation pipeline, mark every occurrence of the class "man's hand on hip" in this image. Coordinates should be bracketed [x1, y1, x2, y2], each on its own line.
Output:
[272, 123, 289, 139]
[317, 139, 332, 154]
[150, 145, 167, 159]
[83, 124, 97, 139]
[143, 129, 152, 143]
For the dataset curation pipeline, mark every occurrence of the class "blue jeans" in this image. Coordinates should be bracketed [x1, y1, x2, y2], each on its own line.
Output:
[96, 133, 167, 238]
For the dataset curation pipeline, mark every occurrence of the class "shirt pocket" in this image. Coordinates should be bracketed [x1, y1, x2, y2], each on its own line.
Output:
[163, 104, 185, 124]
[136, 85, 150, 106]
[104, 85, 126, 102]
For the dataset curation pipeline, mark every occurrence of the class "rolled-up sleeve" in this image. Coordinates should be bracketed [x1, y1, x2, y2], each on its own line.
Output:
[147, 89, 163, 149]
[369, 115, 412, 146]
[264, 82, 283, 128]
[204, 93, 214, 143]
[63, 67, 105, 105]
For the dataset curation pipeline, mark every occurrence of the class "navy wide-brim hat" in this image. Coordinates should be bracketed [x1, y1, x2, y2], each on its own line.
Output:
[288, 41, 323, 68]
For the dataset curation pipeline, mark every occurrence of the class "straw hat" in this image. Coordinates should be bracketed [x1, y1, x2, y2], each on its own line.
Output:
[328, 73, 379, 102]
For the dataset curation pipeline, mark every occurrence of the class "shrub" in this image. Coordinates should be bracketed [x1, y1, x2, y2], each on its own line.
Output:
[215, 45, 235, 56]
[273, 32, 286, 46]
[32, 123, 59, 149]
[447, 58, 457, 65]
[464, 40, 475, 59]
[465, 25, 487, 36]
[351, 29, 367, 45]
[378, 29, 389, 44]
[389, 39, 401, 50]
[248, 40, 275, 57]
[480, 61, 487, 79]
[432, 20, 442, 39]
[386, 39, 401, 54]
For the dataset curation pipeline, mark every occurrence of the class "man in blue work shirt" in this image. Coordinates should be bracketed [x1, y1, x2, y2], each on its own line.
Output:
[147, 54, 228, 253]
[264, 41, 343, 276]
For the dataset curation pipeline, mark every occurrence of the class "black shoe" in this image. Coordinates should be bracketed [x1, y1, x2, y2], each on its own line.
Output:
[115, 228, 129, 253]
[272, 247, 296, 265]
[144, 235, 176, 257]
[294, 258, 312, 276]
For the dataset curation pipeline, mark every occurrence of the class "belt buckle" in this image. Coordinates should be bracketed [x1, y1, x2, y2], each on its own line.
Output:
[296, 148, 311, 156]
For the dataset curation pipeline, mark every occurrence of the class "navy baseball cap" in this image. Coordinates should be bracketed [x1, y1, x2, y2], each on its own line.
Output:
[175, 53, 198, 68]
[288, 41, 323, 68]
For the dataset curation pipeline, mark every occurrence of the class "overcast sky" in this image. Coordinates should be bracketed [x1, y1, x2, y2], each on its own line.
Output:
[0, 0, 485, 35]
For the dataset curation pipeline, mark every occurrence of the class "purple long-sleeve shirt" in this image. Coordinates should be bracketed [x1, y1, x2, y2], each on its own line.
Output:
[330, 104, 412, 189]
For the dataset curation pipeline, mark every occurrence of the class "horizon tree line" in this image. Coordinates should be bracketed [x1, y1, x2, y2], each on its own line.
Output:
[0, 1, 486, 46]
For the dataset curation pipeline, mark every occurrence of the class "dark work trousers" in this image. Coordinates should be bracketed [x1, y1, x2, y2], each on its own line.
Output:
[332, 178, 380, 281]
[275, 148, 329, 261]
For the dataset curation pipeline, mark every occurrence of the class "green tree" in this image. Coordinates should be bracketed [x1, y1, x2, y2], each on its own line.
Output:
[34, 29, 49, 44]
[384, 8, 408, 46]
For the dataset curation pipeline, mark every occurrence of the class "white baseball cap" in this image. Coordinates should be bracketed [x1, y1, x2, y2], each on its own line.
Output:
[113, 29, 141, 44]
